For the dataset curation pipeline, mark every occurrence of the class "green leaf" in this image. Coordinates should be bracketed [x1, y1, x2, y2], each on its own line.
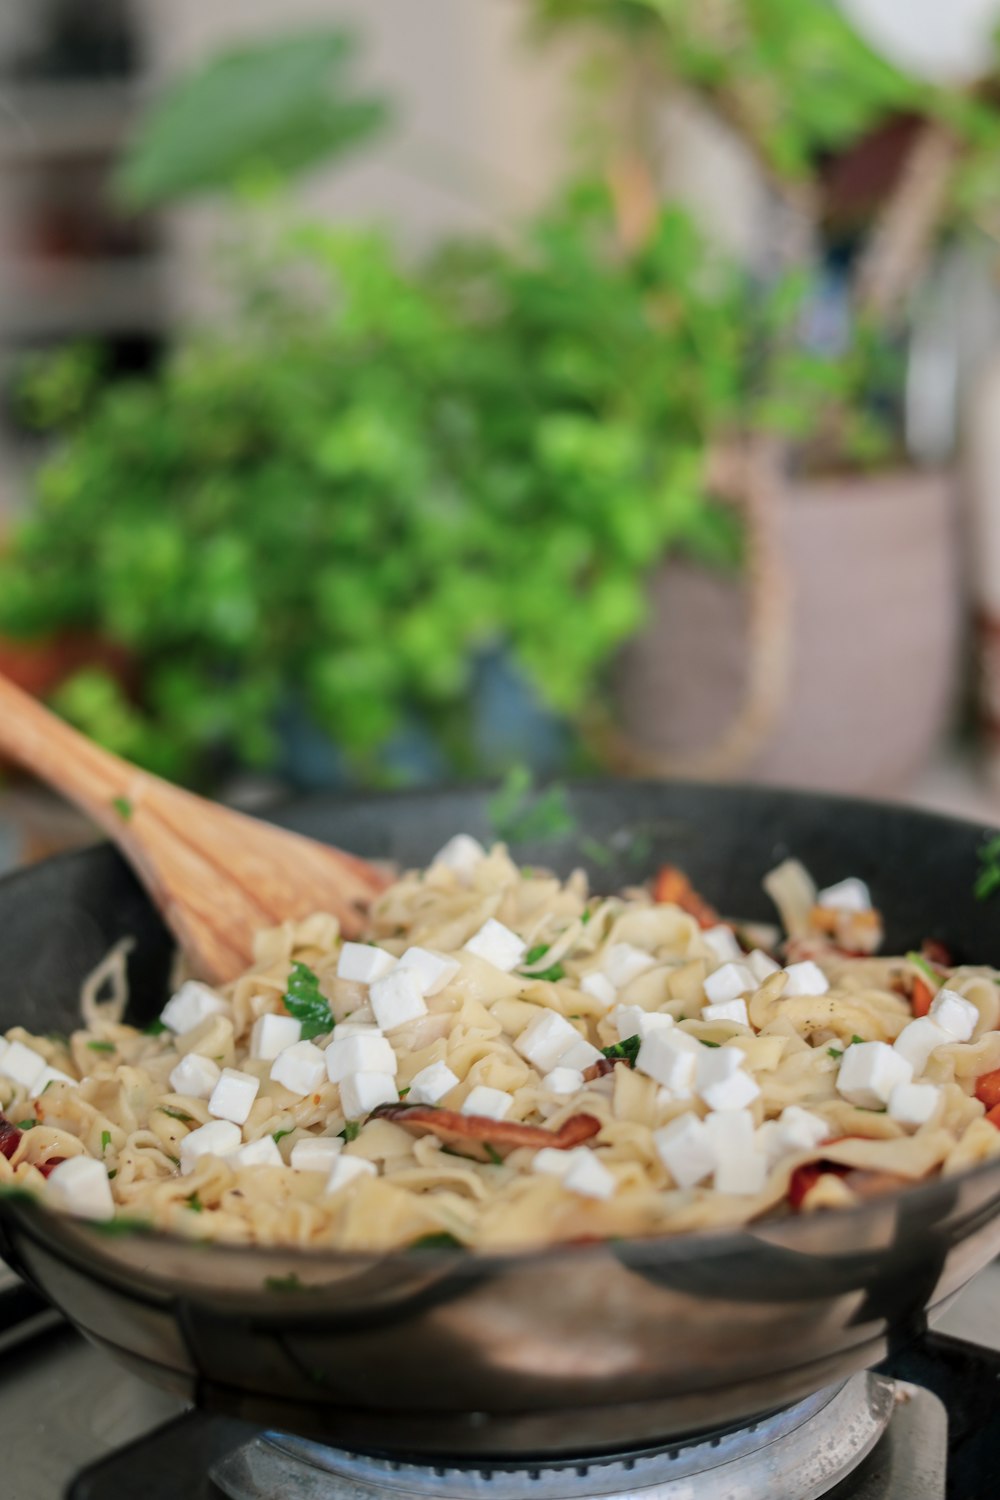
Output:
[159, 1107, 195, 1124]
[601, 1034, 640, 1066]
[100, 1131, 112, 1153]
[519, 943, 566, 983]
[700, 1039, 721, 1048]
[283, 962, 334, 1039]
[827, 1047, 842, 1060]
[117, 30, 391, 208]
[408, 1231, 464, 1250]
[143, 1019, 168, 1036]
[15, 1120, 36, 1131]
[906, 952, 941, 988]
[110, 796, 133, 821]
[185, 1193, 204, 1212]
[483, 1144, 504, 1166]
[272, 1129, 293, 1145]
[975, 837, 1000, 901]
[264, 1272, 305, 1292]
[86, 1041, 116, 1054]
[339, 1121, 361, 1142]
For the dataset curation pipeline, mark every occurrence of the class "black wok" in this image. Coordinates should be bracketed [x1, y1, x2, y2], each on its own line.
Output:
[0, 780, 999, 1461]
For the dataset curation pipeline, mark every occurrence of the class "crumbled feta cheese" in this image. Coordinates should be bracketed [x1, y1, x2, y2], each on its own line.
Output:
[180, 1119, 241, 1174]
[706, 1109, 768, 1195]
[334, 1019, 381, 1038]
[888, 1081, 941, 1128]
[613, 1005, 674, 1042]
[636, 1031, 699, 1093]
[325, 1155, 377, 1195]
[250, 1013, 302, 1062]
[602, 943, 656, 988]
[290, 1136, 344, 1172]
[837, 1040, 912, 1108]
[747, 949, 782, 983]
[339, 1071, 398, 1120]
[398, 947, 461, 996]
[432, 834, 487, 880]
[701, 998, 750, 1028]
[816, 877, 871, 912]
[929, 988, 978, 1043]
[160, 981, 229, 1035]
[702, 925, 744, 963]
[696, 1046, 760, 1111]
[463, 918, 526, 973]
[325, 1033, 398, 1083]
[234, 1135, 284, 1169]
[29, 1066, 78, 1099]
[336, 943, 397, 985]
[0, 1038, 9, 1065]
[208, 1067, 260, 1126]
[46, 1157, 114, 1221]
[781, 961, 829, 997]
[775, 1105, 829, 1154]
[714, 1150, 768, 1196]
[654, 1113, 715, 1188]
[557, 1035, 603, 1071]
[514, 1010, 579, 1073]
[369, 968, 428, 1032]
[461, 1085, 513, 1121]
[269, 1040, 326, 1097]
[703, 963, 756, 1005]
[893, 1017, 949, 1075]
[562, 1149, 616, 1200]
[0, 1040, 46, 1091]
[542, 1066, 585, 1095]
[406, 1060, 460, 1105]
[532, 1146, 575, 1178]
[581, 972, 617, 1010]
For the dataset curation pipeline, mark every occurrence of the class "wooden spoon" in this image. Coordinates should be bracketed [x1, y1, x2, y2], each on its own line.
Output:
[0, 674, 391, 983]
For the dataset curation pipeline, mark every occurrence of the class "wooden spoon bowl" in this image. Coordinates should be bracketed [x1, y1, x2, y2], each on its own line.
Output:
[0, 674, 390, 983]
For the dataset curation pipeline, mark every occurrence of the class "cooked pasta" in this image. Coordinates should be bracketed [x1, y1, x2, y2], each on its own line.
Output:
[2, 839, 1000, 1251]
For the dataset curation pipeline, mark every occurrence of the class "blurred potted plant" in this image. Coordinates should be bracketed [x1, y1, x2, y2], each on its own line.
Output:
[535, 0, 1000, 791]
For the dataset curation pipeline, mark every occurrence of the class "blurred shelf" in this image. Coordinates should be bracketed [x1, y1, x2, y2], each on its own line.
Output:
[0, 81, 145, 160]
[0, 255, 170, 336]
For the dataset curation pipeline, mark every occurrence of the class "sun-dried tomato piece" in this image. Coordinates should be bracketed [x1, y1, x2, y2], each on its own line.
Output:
[788, 1160, 850, 1211]
[921, 938, 952, 969]
[371, 1104, 601, 1161]
[0, 1116, 22, 1161]
[36, 1157, 66, 1179]
[975, 1069, 1000, 1112]
[652, 866, 720, 929]
[911, 976, 934, 1018]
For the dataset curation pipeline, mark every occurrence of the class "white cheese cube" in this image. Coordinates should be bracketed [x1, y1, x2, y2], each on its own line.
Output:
[406, 1060, 460, 1105]
[929, 988, 979, 1043]
[325, 1155, 377, 1195]
[432, 833, 487, 879]
[0, 1038, 9, 1065]
[208, 1067, 260, 1125]
[270, 1040, 326, 1097]
[837, 1040, 912, 1108]
[234, 1135, 284, 1169]
[703, 963, 756, 1005]
[636, 1031, 698, 1093]
[336, 943, 397, 985]
[325, 1033, 397, 1083]
[249, 1013, 302, 1061]
[29, 1066, 78, 1099]
[0, 1041, 46, 1090]
[893, 1017, 950, 1075]
[713, 1150, 768, 1196]
[339, 1071, 398, 1120]
[532, 1146, 575, 1178]
[581, 972, 617, 1010]
[463, 918, 526, 973]
[889, 1081, 941, 1128]
[776, 1105, 829, 1154]
[613, 1004, 674, 1042]
[563, 1149, 616, 1200]
[160, 981, 229, 1035]
[290, 1136, 344, 1172]
[702, 925, 744, 963]
[700, 1069, 760, 1112]
[398, 947, 461, 996]
[747, 949, 781, 983]
[369, 969, 428, 1032]
[180, 1119, 241, 1174]
[334, 1019, 381, 1038]
[695, 1044, 743, 1092]
[602, 943, 656, 988]
[542, 1066, 585, 1095]
[557, 1035, 603, 1071]
[514, 1010, 579, 1072]
[817, 877, 871, 912]
[701, 999, 750, 1027]
[781, 960, 829, 996]
[461, 1085, 513, 1120]
[705, 1108, 756, 1153]
[46, 1157, 114, 1221]
[653, 1112, 715, 1188]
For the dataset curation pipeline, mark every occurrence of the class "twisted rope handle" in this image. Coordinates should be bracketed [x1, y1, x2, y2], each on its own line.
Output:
[604, 435, 792, 779]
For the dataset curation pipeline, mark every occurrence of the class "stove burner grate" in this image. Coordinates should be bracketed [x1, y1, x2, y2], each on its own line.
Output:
[212, 1373, 896, 1500]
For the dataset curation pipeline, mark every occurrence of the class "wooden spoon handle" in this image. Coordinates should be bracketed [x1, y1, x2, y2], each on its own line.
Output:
[0, 673, 142, 838]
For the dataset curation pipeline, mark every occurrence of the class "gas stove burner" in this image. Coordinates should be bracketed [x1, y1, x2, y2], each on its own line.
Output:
[211, 1374, 901, 1500]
